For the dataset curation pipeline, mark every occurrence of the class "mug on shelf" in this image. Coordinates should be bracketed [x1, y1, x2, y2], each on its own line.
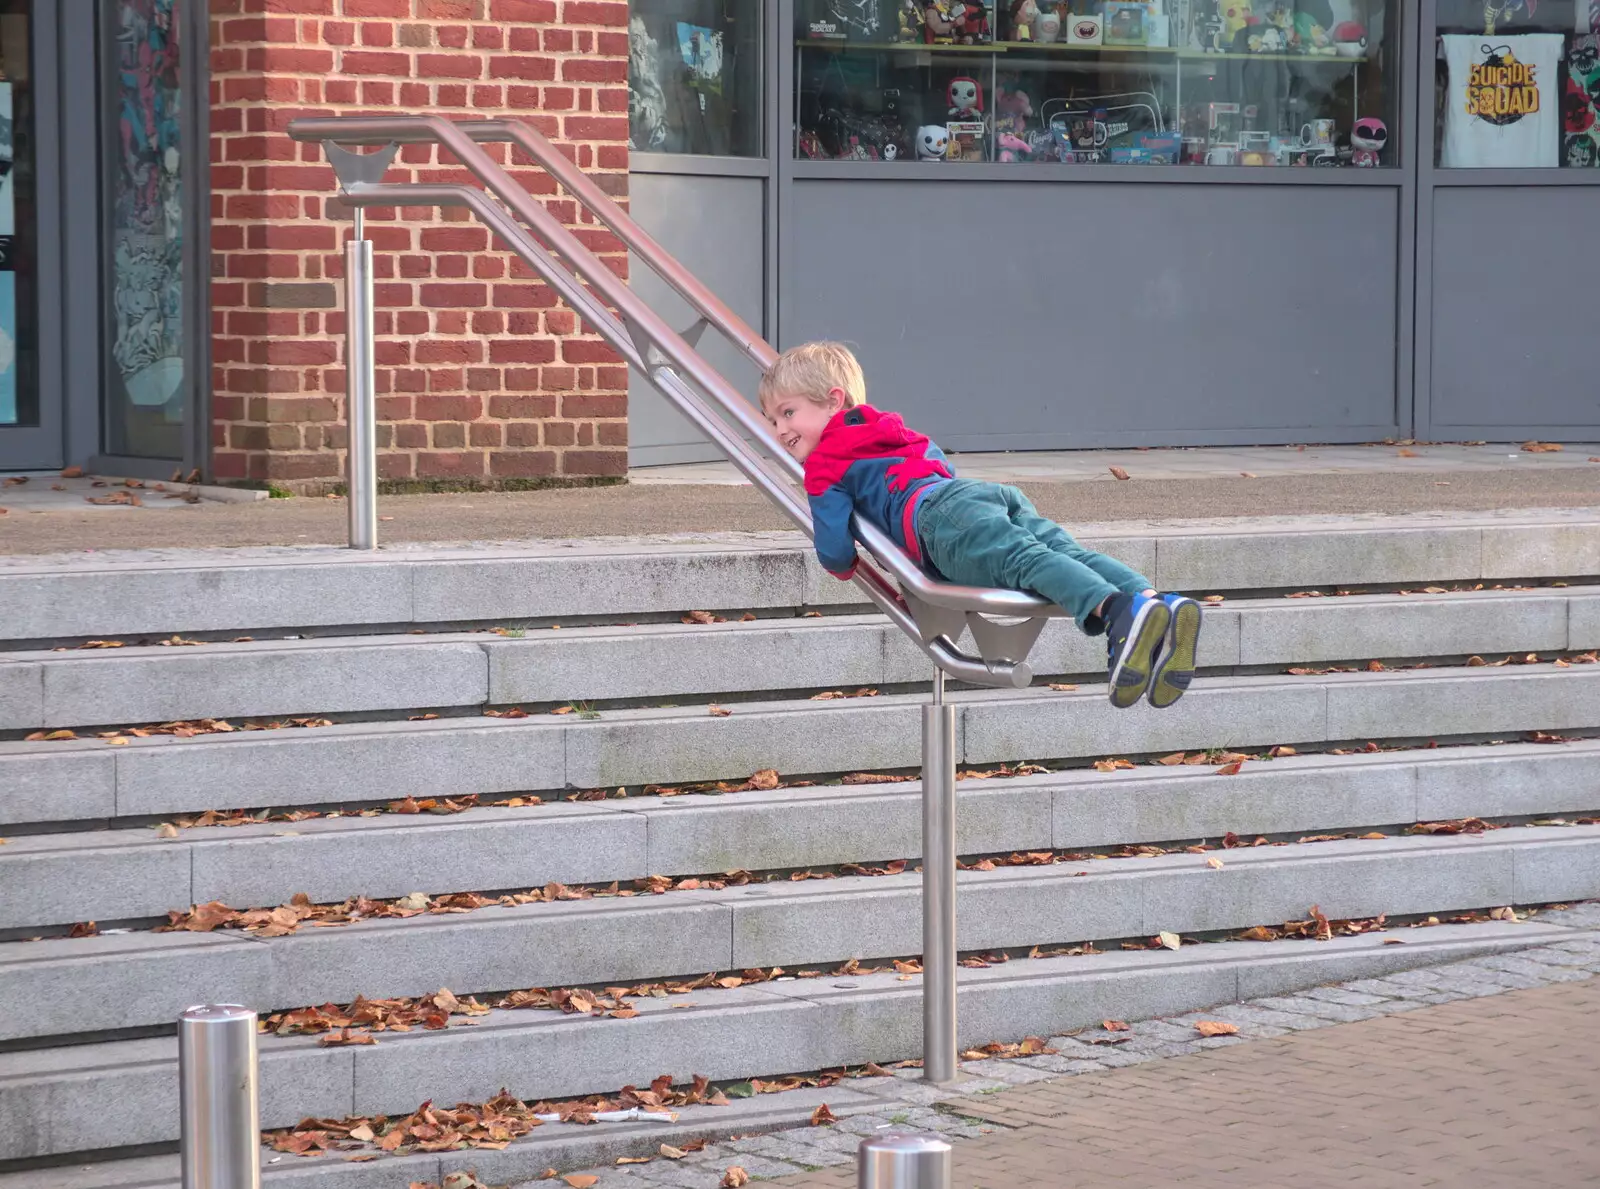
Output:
[1204, 146, 1238, 165]
[1300, 118, 1336, 148]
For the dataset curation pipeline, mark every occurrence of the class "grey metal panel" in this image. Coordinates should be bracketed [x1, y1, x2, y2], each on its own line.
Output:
[626, 172, 768, 466]
[1427, 186, 1600, 436]
[780, 179, 1402, 450]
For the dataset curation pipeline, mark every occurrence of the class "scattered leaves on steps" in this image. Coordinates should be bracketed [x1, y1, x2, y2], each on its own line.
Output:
[810, 688, 881, 700]
[961, 1036, 1055, 1060]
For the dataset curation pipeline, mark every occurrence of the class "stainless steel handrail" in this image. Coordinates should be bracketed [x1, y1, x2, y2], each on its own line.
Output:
[286, 117, 1063, 671]
[282, 113, 1074, 1086]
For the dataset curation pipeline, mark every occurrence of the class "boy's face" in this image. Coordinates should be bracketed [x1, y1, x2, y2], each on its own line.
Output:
[764, 388, 843, 462]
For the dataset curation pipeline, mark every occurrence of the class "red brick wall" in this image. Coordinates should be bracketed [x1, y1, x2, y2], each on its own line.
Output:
[208, 0, 630, 489]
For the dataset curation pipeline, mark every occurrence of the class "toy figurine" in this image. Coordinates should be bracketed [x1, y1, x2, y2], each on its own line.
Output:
[1221, 0, 1253, 44]
[1350, 116, 1387, 166]
[1034, 6, 1061, 40]
[994, 83, 1033, 137]
[1293, 10, 1334, 53]
[898, 0, 926, 40]
[915, 124, 950, 159]
[953, 0, 991, 43]
[948, 76, 984, 119]
[1010, 0, 1039, 39]
[924, 0, 959, 42]
[997, 132, 1032, 160]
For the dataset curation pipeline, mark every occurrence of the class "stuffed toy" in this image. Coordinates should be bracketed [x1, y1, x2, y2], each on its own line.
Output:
[1010, 0, 1039, 39]
[915, 124, 950, 159]
[1221, 0, 1253, 43]
[1350, 116, 1387, 166]
[947, 76, 984, 119]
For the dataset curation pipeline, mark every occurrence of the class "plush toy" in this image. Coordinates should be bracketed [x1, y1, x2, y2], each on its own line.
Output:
[898, 0, 926, 41]
[994, 83, 1033, 136]
[947, 76, 984, 119]
[953, 0, 990, 43]
[1221, 0, 1253, 44]
[1332, 19, 1366, 55]
[1033, 6, 1061, 40]
[924, 0, 959, 42]
[1010, 0, 1039, 39]
[1350, 116, 1387, 166]
[1293, 10, 1333, 52]
[997, 132, 1033, 161]
[915, 124, 950, 159]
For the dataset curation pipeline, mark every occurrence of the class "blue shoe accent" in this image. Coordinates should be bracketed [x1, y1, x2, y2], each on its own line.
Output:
[1104, 593, 1171, 710]
[1149, 594, 1203, 709]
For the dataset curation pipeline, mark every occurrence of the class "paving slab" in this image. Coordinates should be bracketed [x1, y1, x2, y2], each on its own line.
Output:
[0, 920, 1572, 1163]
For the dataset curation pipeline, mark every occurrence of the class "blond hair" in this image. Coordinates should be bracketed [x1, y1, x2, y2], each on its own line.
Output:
[758, 341, 867, 412]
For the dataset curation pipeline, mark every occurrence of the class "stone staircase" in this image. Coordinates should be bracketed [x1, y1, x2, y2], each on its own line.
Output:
[2, 508, 1599, 1182]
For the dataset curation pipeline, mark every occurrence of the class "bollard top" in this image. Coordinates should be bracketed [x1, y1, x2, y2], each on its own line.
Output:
[858, 1132, 953, 1156]
[180, 1004, 257, 1023]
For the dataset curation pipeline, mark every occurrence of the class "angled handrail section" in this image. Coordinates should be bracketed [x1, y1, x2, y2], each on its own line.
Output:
[286, 115, 1066, 688]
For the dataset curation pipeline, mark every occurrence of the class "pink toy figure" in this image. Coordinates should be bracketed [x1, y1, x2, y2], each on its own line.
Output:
[1350, 116, 1387, 166]
[997, 132, 1032, 161]
[947, 76, 984, 118]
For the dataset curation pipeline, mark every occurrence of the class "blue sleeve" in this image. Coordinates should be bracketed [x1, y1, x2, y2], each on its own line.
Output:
[807, 484, 859, 579]
[928, 441, 955, 477]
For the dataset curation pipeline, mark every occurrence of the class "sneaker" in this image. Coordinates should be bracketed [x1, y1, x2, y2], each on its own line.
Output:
[1103, 592, 1171, 709]
[1148, 594, 1203, 709]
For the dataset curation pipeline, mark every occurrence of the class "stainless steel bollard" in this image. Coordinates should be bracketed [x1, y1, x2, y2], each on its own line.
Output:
[179, 1004, 261, 1189]
[345, 208, 378, 550]
[922, 668, 958, 1085]
[858, 1133, 952, 1189]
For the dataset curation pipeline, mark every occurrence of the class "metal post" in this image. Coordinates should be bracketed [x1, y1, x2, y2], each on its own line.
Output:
[858, 1133, 952, 1189]
[179, 1004, 261, 1189]
[345, 208, 377, 550]
[922, 667, 958, 1084]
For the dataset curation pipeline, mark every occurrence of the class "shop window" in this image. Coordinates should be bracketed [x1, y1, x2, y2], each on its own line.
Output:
[0, 0, 34, 429]
[794, 1, 1398, 167]
[630, 0, 763, 155]
[1435, 0, 1600, 167]
[103, 0, 187, 459]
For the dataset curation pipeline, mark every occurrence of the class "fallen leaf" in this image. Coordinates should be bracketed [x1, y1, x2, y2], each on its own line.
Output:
[810, 1103, 838, 1126]
[708, 705, 732, 717]
[1158, 931, 1182, 950]
[1206, 857, 1225, 870]
[1397, 448, 1419, 458]
[1382, 938, 1406, 945]
[1203, 594, 1224, 604]
[722, 1169, 751, 1188]
[1215, 761, 1243, 776]
[1367, 660, 1386, 672]
[563, 1177, 599, 1189]
[156, 823, 181, 839]
[107, 736, 130, 746]
[1268, 745, 1296, 758]
[660, 1144, 689, 1159]
[1048, 683, 1078, 692]
[1194, 1020, 1240, 1037]
[396, 892, 430, 911]
[319, 1028, 377, 1047]
[1102, 1019, 1130, 1032]
[1309, 904, 1334, 942]
[1521, 441, 1562, 453]
[1239, 471, 1257, 478]
[1237, 926, 1276, 942]
[747, 769, 780, 790]
[61, 465, 84, 478]
[1156, 752, 1186, 765]
[617, 1156, 652, 1165]
[1109, 466, 1131, 480]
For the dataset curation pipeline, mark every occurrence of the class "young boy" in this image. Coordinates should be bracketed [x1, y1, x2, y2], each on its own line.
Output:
[759, 342, 1201, 709]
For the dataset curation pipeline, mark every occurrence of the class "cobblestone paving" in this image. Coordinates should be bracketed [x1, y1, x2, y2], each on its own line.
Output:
[531, 905, 1600, 1188]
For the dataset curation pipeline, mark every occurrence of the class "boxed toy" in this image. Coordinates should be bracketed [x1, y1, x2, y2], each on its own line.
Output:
[946, 121, 987, 160]
[1103, 1, 1147, 43]
[1066, 13, 1102, 43]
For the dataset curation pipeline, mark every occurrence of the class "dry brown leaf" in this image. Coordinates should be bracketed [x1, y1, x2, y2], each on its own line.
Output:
[617, 1156, 652, 1165]
[1383, 938, 1406, 945]
[1215, 761, 1244, 776]
[660, 1144, 688, 1159]
[708, 705, 732, 717]
[1206, 856, 1225, 870]
[1048, 683, 1079, 692]
[1237, 926, 1276, 942]
[319, 1028, 377, 1047]
[1156, 752, 1186, 765]
[563, 1177, 599, 1189]
[156, 823, 180, 839]
[1240, 471, 1257, 478]
[1194, 1020, 1240, 1037]
[1396, 448, 1419, 458]
[1102, 1019, 1130, 1032]
[1109, 466, 1131, 480]
[722, 1169, 751, 1188]
[61, 465, 84, 478]
[748, 769, 780, 790]
[1157, 930, 1182, 950]
[1203, 594, 1225, 604]
[1521, 441, 1562, 453]
[810, 1103, 839, 1126]
[1268, 745, 1296, 758]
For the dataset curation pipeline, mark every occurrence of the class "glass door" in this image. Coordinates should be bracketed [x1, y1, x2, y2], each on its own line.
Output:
[0, 0, 52, 470]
